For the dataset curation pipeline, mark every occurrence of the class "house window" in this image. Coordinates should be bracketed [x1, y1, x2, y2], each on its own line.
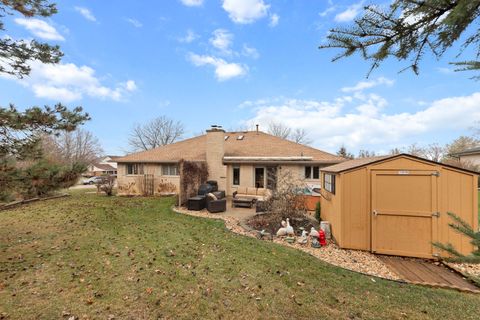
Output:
[233, 167, 240, 186]
[305, 166, 320, 179]
[305, 166, 311, 179]
[162, 164, 179, 176]
[127, 163, 144, 175]
[324, 173, 335, 194]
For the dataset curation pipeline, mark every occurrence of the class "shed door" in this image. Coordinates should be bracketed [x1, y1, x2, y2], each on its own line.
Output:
[371, 170, 438, 258]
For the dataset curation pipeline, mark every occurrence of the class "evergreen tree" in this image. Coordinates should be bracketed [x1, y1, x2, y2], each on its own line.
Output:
[0, 1, 90, 200]
[321, 1, 480, 78]
[0, 0, 62, 77]
[336, 145, 354, 159]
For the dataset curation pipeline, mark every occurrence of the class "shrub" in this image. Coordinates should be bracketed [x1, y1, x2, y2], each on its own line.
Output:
[315, 201, 321, 222]
[97, 175, 115, 196]
[433, 212, 480, 263]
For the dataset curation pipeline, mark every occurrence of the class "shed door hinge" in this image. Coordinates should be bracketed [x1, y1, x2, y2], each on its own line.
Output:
[432, 171, 440, 177]
[432, 212, 440, 218]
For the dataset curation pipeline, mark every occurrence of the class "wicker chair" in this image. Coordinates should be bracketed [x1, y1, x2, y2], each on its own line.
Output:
[206, 194, 226, 213]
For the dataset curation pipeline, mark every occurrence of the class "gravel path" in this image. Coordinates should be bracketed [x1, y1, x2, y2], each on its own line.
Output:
[174, 207, 400, 281]
[448, 263, 480, 278]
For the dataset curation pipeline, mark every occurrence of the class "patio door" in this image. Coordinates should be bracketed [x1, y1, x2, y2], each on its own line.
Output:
[255, 167, 265, 188]
[371, 170, 439, 258]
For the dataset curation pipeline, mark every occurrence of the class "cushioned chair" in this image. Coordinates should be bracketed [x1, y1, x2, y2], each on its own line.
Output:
[206, 194, 226, 213]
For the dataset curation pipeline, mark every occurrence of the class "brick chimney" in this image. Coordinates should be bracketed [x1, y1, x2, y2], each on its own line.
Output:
[206, 125, 227, 191]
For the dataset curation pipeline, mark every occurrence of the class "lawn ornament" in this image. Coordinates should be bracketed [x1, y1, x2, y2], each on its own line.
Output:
[286, 218, 294, 236]
[311, 237, 321, 248]
[297, 230, 308, 244]
[310, 227, 319, 239]
[285, 236, 295, 243]
[320, 221, 331, 239]
[257, 229, 272, 240]
[276, 221, 287, 236]
[319, 229, 327, 246]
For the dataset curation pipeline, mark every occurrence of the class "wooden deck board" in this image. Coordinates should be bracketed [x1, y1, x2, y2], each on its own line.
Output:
[378, 255, 479, 292]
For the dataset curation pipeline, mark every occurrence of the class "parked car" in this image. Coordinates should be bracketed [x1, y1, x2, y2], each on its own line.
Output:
[82, 176, 105, 185]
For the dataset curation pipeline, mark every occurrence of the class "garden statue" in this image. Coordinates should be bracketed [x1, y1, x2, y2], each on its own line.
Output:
[276, 220, 287, 236]
[286, 218, 294, 236]
[311, 237, 321, 248]
[297, 230, 308, 244]
[257, 229, 272, 241]
[285, 236, 295, 243]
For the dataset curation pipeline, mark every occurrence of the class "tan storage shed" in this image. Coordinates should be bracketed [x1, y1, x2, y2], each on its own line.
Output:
[320, 154, 478, 259]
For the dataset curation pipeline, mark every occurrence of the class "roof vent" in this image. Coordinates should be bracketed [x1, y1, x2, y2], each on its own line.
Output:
[237, 135, 244, 140]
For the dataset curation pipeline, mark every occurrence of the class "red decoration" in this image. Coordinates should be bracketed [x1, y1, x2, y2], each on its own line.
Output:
[319, 229, 327, 246]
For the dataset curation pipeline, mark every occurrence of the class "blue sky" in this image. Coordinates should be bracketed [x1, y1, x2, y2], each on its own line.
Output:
[1, 0, 479, 156]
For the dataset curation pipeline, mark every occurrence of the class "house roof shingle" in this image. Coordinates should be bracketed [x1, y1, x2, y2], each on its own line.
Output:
[115, 131, 344, 164]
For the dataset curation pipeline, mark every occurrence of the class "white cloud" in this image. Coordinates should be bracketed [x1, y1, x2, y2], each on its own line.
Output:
[242, 91, 480, 152]
[124, 80, 137, 92]
[188, 53, 247, 81]
[222, 0, 270, 24]
[126, 18, 143, 28]
[178, 29, 199, 43]
[334, 1, 364, 23]
[209, 29, 234, 55]
[1, 60, 136, 102]
[242, 44, 260, 59]
[180, 0, 203, 6]
[269, 13, 279, 27]
[74, 6, 96, 22]
[14, 18, 64, 41]
[341, 77, 394, 93]
[319, 6, 336, 17]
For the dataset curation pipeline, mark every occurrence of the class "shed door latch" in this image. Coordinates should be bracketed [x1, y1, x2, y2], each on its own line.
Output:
[432, 212, 440, 218]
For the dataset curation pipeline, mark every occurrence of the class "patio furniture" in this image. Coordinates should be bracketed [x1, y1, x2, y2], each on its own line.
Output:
[206, 180, 218, 192]
[187, 196, 206, 211]
[198, 184, 214, 196]
[233, 187, 272, 202]
[206, 196, 227, 213]
[232, 197, 255, 208]
[256, 200, 266, 213]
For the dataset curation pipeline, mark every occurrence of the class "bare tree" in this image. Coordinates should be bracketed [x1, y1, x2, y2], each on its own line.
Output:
[267, 121, 312, 145]
[406, 143, 426, 157]
[268, 121, 291, 140]
[290, 128, 312, 145]
[423, 143, 445, 162]
[358, 150, 376, 158]
[336, 145, 354, 159]
[444, 136, 480, 159]
[43, 129, 103, 165]
[129, 116, 185, 151]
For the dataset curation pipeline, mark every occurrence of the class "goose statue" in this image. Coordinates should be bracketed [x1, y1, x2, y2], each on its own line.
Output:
[276, 220, 287, 236]
[310, 227, 319, 239]
[286, 218, 294, 236]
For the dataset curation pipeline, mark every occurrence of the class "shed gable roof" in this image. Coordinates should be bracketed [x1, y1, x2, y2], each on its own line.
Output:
[321, 154, 479, 175]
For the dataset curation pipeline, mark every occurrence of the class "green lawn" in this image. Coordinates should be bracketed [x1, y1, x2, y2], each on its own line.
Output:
[1, 191, 479, 319]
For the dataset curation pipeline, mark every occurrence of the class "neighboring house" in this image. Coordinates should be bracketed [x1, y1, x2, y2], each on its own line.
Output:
[86, 156, 119, 177]
[115, 126, 345, 196]
[452, 146, 480, 167]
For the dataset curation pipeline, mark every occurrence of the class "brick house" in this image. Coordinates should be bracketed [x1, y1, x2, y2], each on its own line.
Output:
[115, 126, 344, 196]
